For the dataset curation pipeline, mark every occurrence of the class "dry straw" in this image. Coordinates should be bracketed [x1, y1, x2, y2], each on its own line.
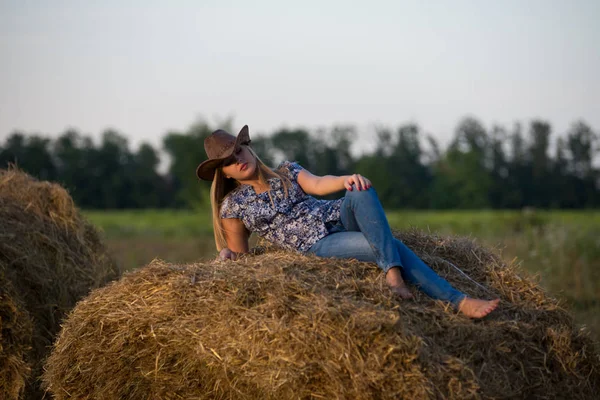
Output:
[0, 278, 32, 399]
[44, 230, 600, 399]
[0, 168, 120, 399]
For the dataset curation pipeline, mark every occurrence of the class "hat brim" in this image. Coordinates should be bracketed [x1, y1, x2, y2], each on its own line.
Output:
[196, 125, 251, 181]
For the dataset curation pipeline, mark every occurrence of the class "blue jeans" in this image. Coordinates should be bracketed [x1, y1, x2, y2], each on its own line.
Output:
[307, 186, 466, 307]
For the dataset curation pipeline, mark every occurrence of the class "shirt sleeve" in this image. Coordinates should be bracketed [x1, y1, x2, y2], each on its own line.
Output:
[219, 194, 242, 219]
[277, 161, 304, 182]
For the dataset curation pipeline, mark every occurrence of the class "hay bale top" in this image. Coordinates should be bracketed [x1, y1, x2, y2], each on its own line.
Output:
[0, 168, 81, 230]
[44, 231, 600, 399]
[0, 168, 118, 295]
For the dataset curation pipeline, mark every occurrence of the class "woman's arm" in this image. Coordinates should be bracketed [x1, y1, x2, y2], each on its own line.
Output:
[220, 218, 250, 260]
[297, 169, 371, 196]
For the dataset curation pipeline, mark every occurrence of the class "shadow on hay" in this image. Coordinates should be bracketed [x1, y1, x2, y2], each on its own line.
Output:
[0, 279, 32, 399]
[0, 168, 120, 399]
[43, 230, 600, 399]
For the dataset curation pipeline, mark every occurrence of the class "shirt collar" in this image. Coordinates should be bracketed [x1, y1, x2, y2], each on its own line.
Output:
[240, 177, 281, 197]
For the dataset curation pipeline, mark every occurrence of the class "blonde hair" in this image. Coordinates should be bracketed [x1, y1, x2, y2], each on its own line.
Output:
[210, 146, 292, 251]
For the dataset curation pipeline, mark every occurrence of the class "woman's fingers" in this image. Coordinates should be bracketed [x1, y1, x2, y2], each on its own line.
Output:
[346, 175, 357, 191]
[345, 174, 372, 191]
[352, 174, 362, 190]
[360, 175, 368, 190]
[355, 174, 371, 191]
[219, 248, 235, 261]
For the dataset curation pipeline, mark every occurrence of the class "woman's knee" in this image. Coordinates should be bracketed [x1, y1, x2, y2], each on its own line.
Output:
[346, 185, 376, 198]
[343, 186, 381, 212]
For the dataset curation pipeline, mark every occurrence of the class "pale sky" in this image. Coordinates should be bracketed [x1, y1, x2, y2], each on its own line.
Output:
[1, 0, 599, 155]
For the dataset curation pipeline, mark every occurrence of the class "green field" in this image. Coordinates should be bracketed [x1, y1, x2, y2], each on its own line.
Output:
[85, 209, 600, 341]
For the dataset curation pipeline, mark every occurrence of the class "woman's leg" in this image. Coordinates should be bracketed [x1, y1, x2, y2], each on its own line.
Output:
[393, 238, 465, 307]
[329, 186, 499, 316]
[307, 230, 463, 305]
[335, 187, 413, 299]
[307, 231, 383, 263]
[307, 229, 499, 316]
[336, 186, 403, 272]
[309, 187, 455, 301]
[343, 186, 465, 305]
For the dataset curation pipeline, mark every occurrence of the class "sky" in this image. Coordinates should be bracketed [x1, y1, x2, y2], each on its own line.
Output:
[1, 0, 599, 155]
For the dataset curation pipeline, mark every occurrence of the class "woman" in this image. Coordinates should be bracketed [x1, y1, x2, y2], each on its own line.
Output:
[197, 125, 499, 318]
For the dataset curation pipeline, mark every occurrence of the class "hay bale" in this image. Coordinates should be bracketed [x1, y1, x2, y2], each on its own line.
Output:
[0, 168, 120, 399]
[43, 230, 600, 399]
[0, 277, 32, 400]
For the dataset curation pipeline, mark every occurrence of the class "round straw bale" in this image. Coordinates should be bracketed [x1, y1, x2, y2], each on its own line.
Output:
[43, 231, 600, 399]
[0, 168, 120, 399]
[0, 276, 32, 400]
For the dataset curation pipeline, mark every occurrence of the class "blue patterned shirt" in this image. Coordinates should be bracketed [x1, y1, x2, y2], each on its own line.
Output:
[220, 161, 342, 253]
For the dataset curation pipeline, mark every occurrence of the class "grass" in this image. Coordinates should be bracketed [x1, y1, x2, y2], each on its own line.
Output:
[84, 209, 214, 237]
[84, 208, 600, 341]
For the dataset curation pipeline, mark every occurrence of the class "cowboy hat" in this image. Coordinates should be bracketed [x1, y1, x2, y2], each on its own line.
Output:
[195, 125, 251, 181]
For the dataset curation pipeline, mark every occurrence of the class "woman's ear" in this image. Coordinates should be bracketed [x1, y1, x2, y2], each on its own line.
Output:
[218, 167, 229, 179]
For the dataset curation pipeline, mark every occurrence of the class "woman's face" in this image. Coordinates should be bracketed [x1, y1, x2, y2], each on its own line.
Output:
[221, 145, 257, 181]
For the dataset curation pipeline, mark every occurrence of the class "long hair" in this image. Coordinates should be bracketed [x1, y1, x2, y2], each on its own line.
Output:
[210, 146, 292, 251]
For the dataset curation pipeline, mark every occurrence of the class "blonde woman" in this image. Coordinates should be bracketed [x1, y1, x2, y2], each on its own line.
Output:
[197, 126, 499, 318]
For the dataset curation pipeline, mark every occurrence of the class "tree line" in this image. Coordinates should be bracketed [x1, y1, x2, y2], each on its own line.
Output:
[1, 117, 598, 209]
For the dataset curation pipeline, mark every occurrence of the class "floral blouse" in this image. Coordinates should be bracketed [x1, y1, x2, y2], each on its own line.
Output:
[220, 161, 342, 253]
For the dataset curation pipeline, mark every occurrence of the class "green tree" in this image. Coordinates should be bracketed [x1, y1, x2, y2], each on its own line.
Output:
[430, 117, 492, 209]
[355, 127, 395, 206]
[163, 120, 214, 208]
[393, 124, 431, 208]
[249, 135, 276, 167]
[311, 125, 356, 177]
[565, 121, 599, 207]
[0, 132, 57, 180]
[93, 130, 136, 208]
[526, 120, 552, 207]
[53, 129, 91, 206]
[506, 122, 526, 207]
[488, 125, 510, 208]
[552, 137, 574, 207]
[130, 143, 169, 208]
[356, 124, 431, 208]
[270, 128, 315, 170]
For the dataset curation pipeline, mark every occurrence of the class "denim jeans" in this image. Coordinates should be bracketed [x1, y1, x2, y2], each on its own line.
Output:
[307, 186, 466, 306]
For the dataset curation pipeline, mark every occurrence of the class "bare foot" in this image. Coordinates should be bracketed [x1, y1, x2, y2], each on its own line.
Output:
[386, 267, 413, 299]
[458, 297, 500, 318]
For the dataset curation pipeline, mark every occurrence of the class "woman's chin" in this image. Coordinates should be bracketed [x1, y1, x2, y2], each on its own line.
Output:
[233, 166, 256, 181]
[244, 164, 258, 178]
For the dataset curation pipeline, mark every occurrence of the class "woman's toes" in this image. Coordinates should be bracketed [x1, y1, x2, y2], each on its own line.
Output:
[458, 298, 499, 318]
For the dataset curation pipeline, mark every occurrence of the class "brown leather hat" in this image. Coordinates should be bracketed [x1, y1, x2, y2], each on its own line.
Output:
[196, 125, 251, 181]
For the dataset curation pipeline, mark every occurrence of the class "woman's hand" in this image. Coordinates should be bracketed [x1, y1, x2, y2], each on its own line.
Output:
[344, 174, 372, 191]
[217, 248, 238, 261]
[297, 169, 372, 196]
